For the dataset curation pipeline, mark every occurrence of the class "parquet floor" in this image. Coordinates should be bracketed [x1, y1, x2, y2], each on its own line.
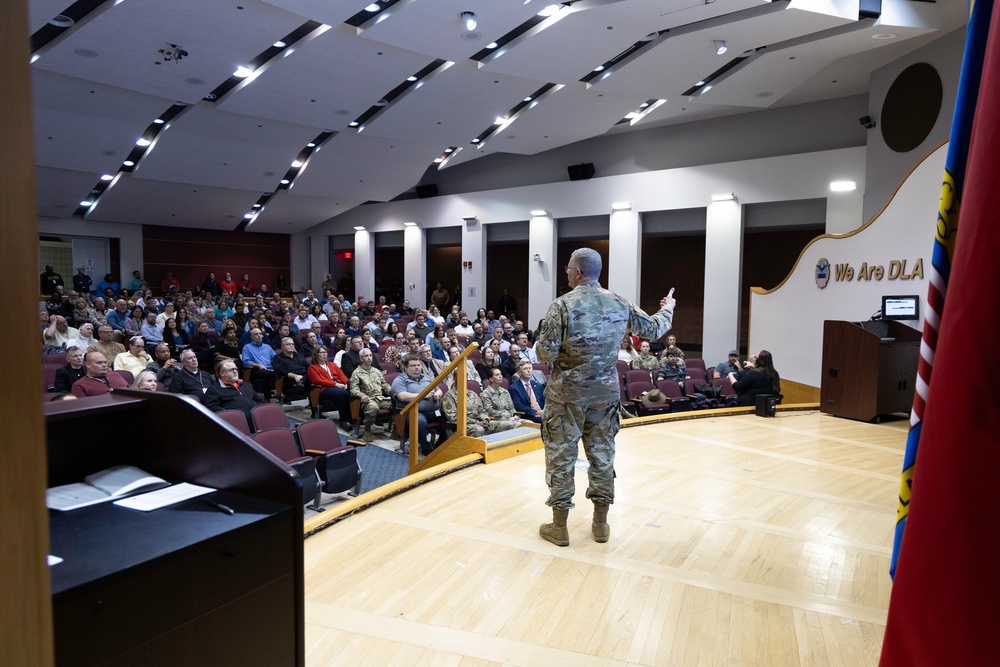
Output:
[304, 411, 906, 666]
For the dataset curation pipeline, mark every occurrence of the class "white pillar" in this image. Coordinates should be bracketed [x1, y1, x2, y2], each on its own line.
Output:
[528, 211, 557, 327]
[403, 224, 426, 309]
[353, 229, 375, 303]
[309, 235, 327, 296]
[291, 233, 310, 294]
[702, 199, 743, 365]
[607, 205, 641, 303]
[461, 216, 486, 315]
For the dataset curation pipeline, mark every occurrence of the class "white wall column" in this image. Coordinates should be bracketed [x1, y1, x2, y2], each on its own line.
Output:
[290, 233, 310, 295]
[353, 229, 375, 302]
[461, 216, 486, 315]
[702, 198, 743, 365]
[308, 235, 326, 295]
[403, 224, 426, 309]
[607, 204, 641, 303]
[528, 211, 557, 326]
[826, 185, 865, 234]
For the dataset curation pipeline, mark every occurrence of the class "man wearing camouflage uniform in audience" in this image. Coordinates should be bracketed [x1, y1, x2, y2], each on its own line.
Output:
[348, 348, 393, 442]
[534, 248, 675, 547]
[441, 373, 519, 438]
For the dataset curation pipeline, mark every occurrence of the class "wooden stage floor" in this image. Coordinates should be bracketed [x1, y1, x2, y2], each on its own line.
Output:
[303, 410, 906, 666]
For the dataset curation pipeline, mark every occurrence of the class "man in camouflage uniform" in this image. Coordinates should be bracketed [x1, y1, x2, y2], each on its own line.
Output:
[440, 374, 518, 438]
[348, 348, 392, 442]
[631, 340, 661, 374]
[534, 248, 675, 546]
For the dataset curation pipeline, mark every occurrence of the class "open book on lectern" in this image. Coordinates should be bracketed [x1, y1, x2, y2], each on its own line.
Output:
[46, 464, 170, 511]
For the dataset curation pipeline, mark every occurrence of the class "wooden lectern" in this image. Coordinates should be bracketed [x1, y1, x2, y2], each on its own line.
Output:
[820, 320, 920, 422]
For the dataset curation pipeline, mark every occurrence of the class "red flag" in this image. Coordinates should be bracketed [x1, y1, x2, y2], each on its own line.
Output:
[880, 2, 1000, 664]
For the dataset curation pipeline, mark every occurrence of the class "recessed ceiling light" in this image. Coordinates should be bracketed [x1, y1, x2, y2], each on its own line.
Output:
[252, 203, 261, 208]
[348, 121, 359, 127]
[306, 142, 315, 148]
[537, 5, 560, 17]
[136, 138, 150, 147]
[611, 202, 631, 211]
[123, 160, 135, 167]
[280, 179, 290, 185]
[403, 221, 417, 227]
[638, 102, 648, 108]
[593, 65, 605, 72]
[273, 40, 286, 48]
[365, 3, 380, 11]
[291, 160, 303, 168]
[711, 192, 736, 202]
[407, 76, 417, 82]
[714, 40, 727, 55]
[354, 226, 366, 231]
[444, 148, 453, 153]
[100, 174, 114, 181]
[494, 117, 506, 125]
[523, 96, 532, 102]
[153, 118, 165, 124]
[530, 209, 548, 217]
[50, 15, 75, 28]
[487, 42, 498, 49]
[471, 138, 480, 143]
[374, 99, 388, 107]
[460, 11, 477, 31]
[79, 200, 93, 207]
[244, 213, 253, 219]
[871, 33, 897, 40]
[233, 66, 254, 78]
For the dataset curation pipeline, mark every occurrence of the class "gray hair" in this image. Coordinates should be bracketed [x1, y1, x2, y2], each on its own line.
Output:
[570, 247, 602, 280]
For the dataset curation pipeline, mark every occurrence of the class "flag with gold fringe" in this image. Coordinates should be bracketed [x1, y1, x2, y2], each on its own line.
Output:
[881, 0, 1000, 663]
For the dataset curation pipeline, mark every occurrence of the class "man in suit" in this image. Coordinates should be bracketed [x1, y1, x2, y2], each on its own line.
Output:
[509, 359, 545, 423]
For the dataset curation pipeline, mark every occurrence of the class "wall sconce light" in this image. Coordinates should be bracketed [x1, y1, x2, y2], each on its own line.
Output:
[611, 201, 631, 211]
[714, 40, 727, 55]
[462, 215, 478, 224]
[710, 192, 736, 203]
[353, 226, 366, 231]
[830, 180, 857, 192]
[530, 209, 548, 217]
[403, 221, 417, 227]
[533, 253, 544, 263]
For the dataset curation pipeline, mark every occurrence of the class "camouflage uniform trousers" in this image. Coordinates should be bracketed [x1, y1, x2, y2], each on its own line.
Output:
[540, 399, 620, 510]
[359, 396, 392, 426]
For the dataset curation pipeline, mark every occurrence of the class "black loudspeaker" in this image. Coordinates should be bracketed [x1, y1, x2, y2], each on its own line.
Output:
[415, 184, 439, 198]
[567, 163, 595, 181]
[755, 394, 777, 418]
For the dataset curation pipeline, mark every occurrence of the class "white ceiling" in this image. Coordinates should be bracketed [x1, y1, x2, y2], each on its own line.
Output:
[29, 0, 963, 234]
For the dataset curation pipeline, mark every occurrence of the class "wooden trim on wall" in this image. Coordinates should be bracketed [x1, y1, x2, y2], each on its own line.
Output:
[0, 2, 55, 665]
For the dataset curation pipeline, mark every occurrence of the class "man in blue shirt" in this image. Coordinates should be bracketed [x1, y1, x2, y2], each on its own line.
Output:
[241, 327, 276, 402]
[106, 299, 129, 342]
[391, 355, 446, 456]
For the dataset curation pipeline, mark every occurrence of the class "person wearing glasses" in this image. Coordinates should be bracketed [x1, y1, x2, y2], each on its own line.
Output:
[203, 360, 262, 427]
[113, 336, 150, 374]
[534, 248, 676, 548]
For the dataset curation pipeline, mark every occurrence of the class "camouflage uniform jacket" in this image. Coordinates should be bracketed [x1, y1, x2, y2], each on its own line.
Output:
[349, 365, 391, 401]
[535, 283, 673, 404]
[631, 353, 661, 373]
[441, 388, 489, 425]
[480, 384, 517, 421]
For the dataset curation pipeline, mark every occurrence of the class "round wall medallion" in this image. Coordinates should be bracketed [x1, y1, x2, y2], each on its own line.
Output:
[881, 62, 942, 153]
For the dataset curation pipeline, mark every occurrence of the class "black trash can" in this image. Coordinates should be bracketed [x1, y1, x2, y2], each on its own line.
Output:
[755, 394, 777, 417]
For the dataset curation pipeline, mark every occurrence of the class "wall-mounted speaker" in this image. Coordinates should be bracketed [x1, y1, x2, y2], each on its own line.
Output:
[415, 184, 439, 198]
[567, 163, 595, 181]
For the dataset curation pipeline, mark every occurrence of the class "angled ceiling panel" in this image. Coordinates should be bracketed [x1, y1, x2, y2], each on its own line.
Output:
[246, 192, 362, 234]
[288, 131, 442, 201]
[359, 59, 542, 146]
[130, 105, 320, 191]
[217, 23, 433, 131]
[29, 0, 72, 34]
[259, 0, 373, 26]
[32, 0, 306, 104]
[33, 70, 176, 174]
[84, 175, 264, 230]
[36, 166, 106, 219]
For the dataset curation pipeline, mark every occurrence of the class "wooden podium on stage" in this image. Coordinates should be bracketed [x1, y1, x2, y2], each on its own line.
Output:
[820, 320, 920, 422]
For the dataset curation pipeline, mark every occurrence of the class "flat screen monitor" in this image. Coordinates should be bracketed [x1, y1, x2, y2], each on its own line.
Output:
[882, 295, 920, 321]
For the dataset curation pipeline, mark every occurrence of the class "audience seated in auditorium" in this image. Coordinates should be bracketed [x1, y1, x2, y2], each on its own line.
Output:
[349, 348, 393, 442]
[145, 343, 179, 385]
[656, 351, 689, 388]
[309, 345, 353, 430]
[729, 350, 781, 406]
[43, 315, 78, 348]
[441, 375, 516, 438]
[509, 359, 545, 423]
[114, 336, 150, 374]
[272, 337, 310, 403]
[214, 326, 244, 374]
[202, 360, 262, 428]
[391, 355, 446, 456]
[663, 334, 685, 359]
[90, 324, 125, 362]
[480, 368, 521, 426]
[169, 349, 213, 396]
[631, 341, 660, 373]
[132, 369, 159, 391]
[499, 344, 525, 381]
[241, 327, 276, 401]
[618, 336, 639, 364]
[53, 346, 86, 394]
[714, 349, 741, 379]
[340, 336, 364, 378]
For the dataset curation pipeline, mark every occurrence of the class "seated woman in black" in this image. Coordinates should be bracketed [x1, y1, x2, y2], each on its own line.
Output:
[728, 349, 780, 407]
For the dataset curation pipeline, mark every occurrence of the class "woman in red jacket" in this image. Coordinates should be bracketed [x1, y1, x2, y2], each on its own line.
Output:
[307, 345, 353, 429]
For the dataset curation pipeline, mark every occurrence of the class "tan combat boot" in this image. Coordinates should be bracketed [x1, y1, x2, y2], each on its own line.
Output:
[363, 425, 374, 443]
[539, 507, 570, 547]
[592, 503, 610, 543]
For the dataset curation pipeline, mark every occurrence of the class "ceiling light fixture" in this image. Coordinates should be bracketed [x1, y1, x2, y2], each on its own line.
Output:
[135, 138, 151, 147]
[714, 40, 727, 55]
[233, 65, 254, 78]
[537, 5, 561, 17]
[711, 192, 736, 202]
[100, 174, 114, 181]
[830, 180, 857, 192]
[403, 221, 417, 227]
[460, 11, 477, 31]
[122, 160, 135, 167]
[291, 160, 303, 168]
[364, 3, 380, 12]
[354, 226, 366, 231]
[273, 40, 286, 48]
[530, 209, 548, 217]
[611, 202, 631, 211]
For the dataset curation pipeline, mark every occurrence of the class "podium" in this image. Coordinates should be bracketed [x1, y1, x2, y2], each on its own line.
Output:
[46, 390, 304, 666]
[820, 320, 920, 422]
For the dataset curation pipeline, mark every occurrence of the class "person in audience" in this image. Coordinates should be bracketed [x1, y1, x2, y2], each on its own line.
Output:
[272, 337, 310, 403]
[72, 296, 96, 327]
[174, 308, 194, 337]
[408, 311, 434, 342]
[383, 319, 400, 344]
[190, 320, 221, 370]
[91, 297, 109, 329]
[509, 359, 545, 423]
[391, 355, 446, 456]
[714, 349, 741, 379]
[123, 305, 144, 339]
[365, 312, 385, 340]
[453, 312, 474, 338]
[349, 348, 394, 442]
[201, 272, 221, 297]
[339, 336, 365, 378]
[447, 345, 480, 388]
[132, 369, 159, 391]
[489, 326, 510, 354]
[214, 325, 244, 374]
[241, 327, 276, 401]
[476, 345, 501, 382]
[106, 299, 129, 339]
[126, 270, 145, 293]
[440, 374, 512, 438]
[383, 331, 406, 370]
[296, 330, 318, 358]
[41, 314, 77, 350]
[308, 345, 353, 430]
[72, 322, 96, 353]
[72, 351, 129, 397]
[160, 271, 180, 295]
[469, 322, 489, 350]
[479, 367, 521, 426]
[168, 348, 212, 396]
[360, 328, 379, 355]
[54, 346, 86, 393]
[341, 314, 362, 338]
[274, 273, 289, 294]
[114, 336, 150, 374]
[656, 351, 689, 388]
[141, 311, 164, 350]
[631, 341, 661, 374]
[418, 344, 446, 379]
[427, 323, 447, 352]
[155, 301, 176, 327]
[70, 267, 93, 295]
[729, 350, 781, 406]
[499, 345, 524, 381]
[309, 302, 326, 323]
[292, 306, 317, 334]
[202, 360, 262, 428]
[618, 336, 639, 364]
[203, 309, 223, 334]
[96, 273, 120, 299]
[516, 333, 538, 363]
[146, 343, 179, 385]
[91, 325, 125, 362]
[218, 272, 236, 298]
[237, 273, 255, 296]
[663, 334, 685, 359]
[430, 282, 451, 312]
